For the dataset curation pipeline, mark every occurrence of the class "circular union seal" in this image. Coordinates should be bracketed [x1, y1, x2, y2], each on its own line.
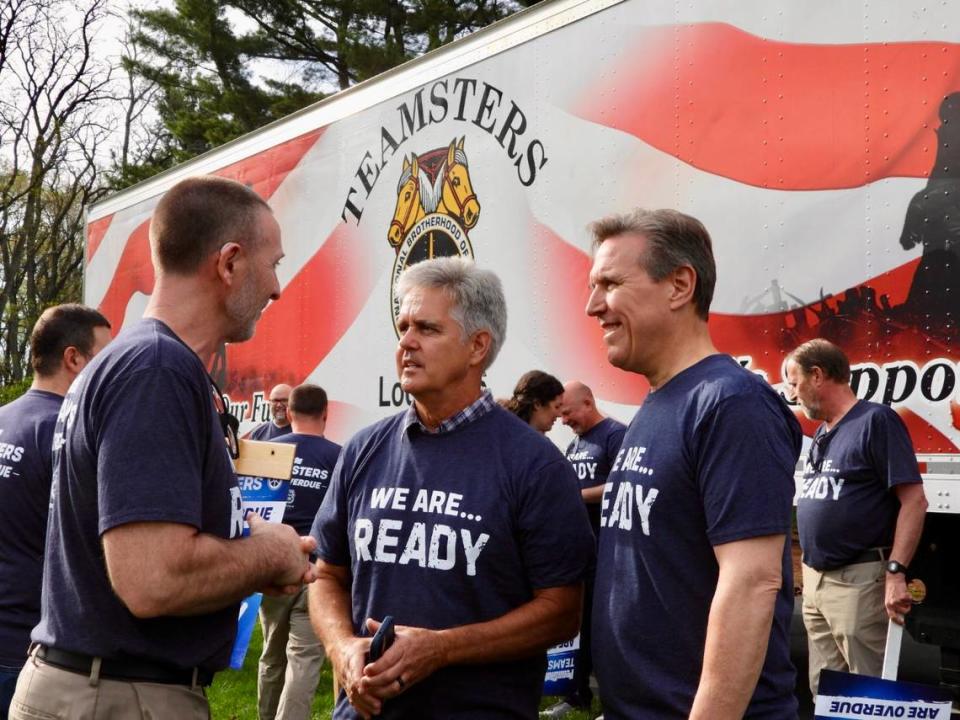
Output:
[907, 578, 927, 604]
[390, 213, 474, 336]
[268, 478, 283, 492]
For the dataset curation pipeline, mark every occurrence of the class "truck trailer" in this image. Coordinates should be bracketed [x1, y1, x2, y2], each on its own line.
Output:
[85, 0, 960, 697]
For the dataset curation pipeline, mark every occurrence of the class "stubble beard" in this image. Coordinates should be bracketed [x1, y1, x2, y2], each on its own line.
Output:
[224, 281, 263, 343]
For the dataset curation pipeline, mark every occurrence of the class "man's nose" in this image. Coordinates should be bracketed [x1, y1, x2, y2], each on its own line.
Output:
[586, 286, 604, 317]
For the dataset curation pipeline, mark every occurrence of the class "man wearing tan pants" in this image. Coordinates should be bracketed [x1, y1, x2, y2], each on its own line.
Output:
[10, 177, 317, 720]
[258, 384, 341, 720]
[785, 339, 927, 695]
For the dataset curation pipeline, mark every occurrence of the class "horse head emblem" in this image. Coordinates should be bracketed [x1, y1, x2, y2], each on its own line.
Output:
[386, 139, 480, 333]
[439, 137, 480, 230]
[388, 154, 426, 248]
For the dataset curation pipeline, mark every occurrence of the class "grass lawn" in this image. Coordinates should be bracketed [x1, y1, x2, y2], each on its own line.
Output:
[207, 623, 601, 719]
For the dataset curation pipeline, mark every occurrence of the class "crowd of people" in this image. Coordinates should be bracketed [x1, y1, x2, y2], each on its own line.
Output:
[0, 175, 927, 720]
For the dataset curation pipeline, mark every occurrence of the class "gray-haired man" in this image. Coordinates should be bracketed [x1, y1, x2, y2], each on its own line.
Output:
[309, 257, 594, 719]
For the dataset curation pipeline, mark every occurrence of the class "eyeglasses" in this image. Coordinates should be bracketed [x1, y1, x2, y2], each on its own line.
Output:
[806, 432, 832, 474]
[210, 378, 241, 460]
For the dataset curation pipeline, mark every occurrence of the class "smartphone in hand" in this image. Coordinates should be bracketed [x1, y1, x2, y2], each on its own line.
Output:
[368, 615, 395, 662]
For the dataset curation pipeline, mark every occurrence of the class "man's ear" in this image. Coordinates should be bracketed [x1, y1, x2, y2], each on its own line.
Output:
[216, 242, 243, 286]
[62, 346, 86, 375]
[667, 265, 697, 311]
[468, 330, 493, 369]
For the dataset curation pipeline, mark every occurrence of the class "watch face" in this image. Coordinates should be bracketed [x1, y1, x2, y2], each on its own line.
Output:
[887, 561, 906, 575]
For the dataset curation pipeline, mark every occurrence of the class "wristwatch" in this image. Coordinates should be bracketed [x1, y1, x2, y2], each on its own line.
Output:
[886, 560, 908, 575]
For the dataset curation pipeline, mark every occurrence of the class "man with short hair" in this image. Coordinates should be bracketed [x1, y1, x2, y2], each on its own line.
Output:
[541, 381, 626, 719]
[310, 256, 594, 720]
[0, 304, 111, 720]
[252, 384, 293, 440]
[11, 176, 316, 720]
[586, 208, 802, 720]
[259, 383, 341, 720]
[785, 339, 927, 695]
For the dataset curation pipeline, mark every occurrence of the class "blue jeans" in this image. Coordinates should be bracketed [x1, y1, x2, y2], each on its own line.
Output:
[0, 665, 22, 720]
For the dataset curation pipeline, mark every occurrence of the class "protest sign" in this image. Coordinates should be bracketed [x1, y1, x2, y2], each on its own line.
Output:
[815, 669, 954, 720]
[229, 439, 296, 669]
[543, 634, 579, 697]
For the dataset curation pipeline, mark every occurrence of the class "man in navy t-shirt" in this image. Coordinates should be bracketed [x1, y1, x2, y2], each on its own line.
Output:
[259, 383, 341, 720]
[540, 380, 625, 719]
[250, 383, 293, 441]
[585, 208, 801, 720]
[785, 339, 926, 695]
[11, 177, 317, 720]
[0, 304, 111, 719]
[310, 257, 595, 720]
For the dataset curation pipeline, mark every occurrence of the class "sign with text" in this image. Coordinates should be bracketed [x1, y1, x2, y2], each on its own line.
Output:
[543, 634, 579, 697]
[815, 670, 954, 720]
[229, 440, 296, 669]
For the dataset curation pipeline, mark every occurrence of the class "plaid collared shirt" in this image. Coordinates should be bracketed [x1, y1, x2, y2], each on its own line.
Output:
[403, 390, 497, 435]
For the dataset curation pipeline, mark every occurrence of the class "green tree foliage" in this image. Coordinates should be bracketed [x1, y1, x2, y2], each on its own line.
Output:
[0, 0, 113, 385]
[124, 0, 536, 182]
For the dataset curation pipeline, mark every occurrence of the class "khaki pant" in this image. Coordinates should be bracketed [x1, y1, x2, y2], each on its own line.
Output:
[801, 561, 887, 696]
[258, 587, 325, 720]
[9, 648, 209, 720]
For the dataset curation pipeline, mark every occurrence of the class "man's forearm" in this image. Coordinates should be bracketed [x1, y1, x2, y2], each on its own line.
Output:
[104, 521, 304, 618]
[436, 585, 581, 666]
[890, 487, 927, 566]
[581, 485, 604, 503]
[689, 577, 779, 720]
[309, 569, 358, 660]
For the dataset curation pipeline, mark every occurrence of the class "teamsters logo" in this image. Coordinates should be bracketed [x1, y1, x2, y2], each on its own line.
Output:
[387, 138, 480, 334]
[339, 77, 549, 338]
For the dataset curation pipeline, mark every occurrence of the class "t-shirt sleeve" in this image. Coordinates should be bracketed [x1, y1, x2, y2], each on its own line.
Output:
[517, 457, 594, 589]
[696, 392, 796, 546]
[95, 367, 209, 534]
[311, 445, 351, 566]
[869, 409, 923, 488]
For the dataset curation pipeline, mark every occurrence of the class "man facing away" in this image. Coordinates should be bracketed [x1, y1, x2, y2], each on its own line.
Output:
[785, 338, 926, 695]
[251, 383, 293, 440]
[309, 256, 595, 719]
[0, 305, 111, 720]
[540, 381, 625, 719]
[586, 208, 802, 719]
[259, 383, 342, 720]
[11, 176, 316, 720]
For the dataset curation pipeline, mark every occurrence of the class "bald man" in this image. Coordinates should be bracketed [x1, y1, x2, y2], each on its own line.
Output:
[542, 382, 626, 718]
[251, 384, 293, 441]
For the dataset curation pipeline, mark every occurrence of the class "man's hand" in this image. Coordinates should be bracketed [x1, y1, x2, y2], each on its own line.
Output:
[359, 618, 448, 700]
[331, 635, 380, 718]
[885, 572, 912, 624]
[247, 512, 316, 589]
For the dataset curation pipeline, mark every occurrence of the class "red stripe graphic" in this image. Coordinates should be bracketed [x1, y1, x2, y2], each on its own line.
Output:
[224, 221, 380, 390]
[96, 129, 324, 332]
[578, 24, 960, 189]
[86, 216, 113, 262]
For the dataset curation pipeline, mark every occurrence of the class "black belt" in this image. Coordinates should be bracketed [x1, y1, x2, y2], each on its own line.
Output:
[37, 645, 214, 687]
[848, 547, 890, 565]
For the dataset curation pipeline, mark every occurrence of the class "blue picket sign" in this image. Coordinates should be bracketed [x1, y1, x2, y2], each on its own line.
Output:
[543, 634, 579, 697]
[815, 669, 954, 720]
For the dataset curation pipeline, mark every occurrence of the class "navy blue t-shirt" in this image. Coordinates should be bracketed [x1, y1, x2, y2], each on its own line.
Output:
[565, 417, 626, 536]
[274, 433, 341, 536]
[593, 355, 801, 720]
[0, 389, 63, 668]
[312, 405, 595, 720]
[251, 421, 291, 441]
[32, 319, 244, 672]
[797, 400, 922, 571]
